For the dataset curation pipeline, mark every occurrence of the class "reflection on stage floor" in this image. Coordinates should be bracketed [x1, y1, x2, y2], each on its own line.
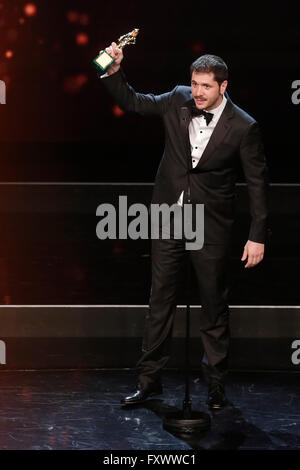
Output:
[0, 369, 299, 450]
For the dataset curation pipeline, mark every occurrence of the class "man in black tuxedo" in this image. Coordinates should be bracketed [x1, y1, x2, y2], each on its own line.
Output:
[100, 43, 268, 409]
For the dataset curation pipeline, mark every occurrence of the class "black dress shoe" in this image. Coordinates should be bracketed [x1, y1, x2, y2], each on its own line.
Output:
[121, 383, 163, 405]
[207, 382, 229, 410]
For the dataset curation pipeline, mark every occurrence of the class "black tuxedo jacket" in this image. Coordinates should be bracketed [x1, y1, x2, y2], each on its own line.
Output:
[102, 69, 269, 245]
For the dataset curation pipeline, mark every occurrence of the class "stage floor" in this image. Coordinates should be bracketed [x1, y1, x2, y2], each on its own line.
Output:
[0, 369, 299, 450]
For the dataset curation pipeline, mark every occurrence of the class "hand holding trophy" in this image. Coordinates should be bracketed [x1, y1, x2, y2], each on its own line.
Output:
[94, 28, 139, 76]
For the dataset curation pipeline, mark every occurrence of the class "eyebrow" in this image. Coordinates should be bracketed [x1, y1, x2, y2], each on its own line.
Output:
[191, 80, 212, 86]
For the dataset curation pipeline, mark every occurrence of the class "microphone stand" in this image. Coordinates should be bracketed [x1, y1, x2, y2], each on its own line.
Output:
[163, 248, 210, 434]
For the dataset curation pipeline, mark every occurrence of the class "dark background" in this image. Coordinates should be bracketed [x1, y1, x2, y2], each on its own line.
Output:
[0, 0, 299, 182]
[0, 1, 299, 305]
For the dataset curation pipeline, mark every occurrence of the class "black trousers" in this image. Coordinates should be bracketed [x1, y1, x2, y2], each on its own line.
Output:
[136, 237, 231, 389]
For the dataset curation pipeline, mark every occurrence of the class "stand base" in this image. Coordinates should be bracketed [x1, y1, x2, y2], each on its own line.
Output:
[163, 411, 211, 434]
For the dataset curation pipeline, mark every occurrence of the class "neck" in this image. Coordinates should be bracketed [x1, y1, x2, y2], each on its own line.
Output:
[206, 94, 224, 111]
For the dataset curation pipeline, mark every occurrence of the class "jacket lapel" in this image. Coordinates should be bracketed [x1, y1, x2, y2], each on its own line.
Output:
[196, 97, 234, 168]
[179, 102, 193, 169]
[179, 94, 235, 169]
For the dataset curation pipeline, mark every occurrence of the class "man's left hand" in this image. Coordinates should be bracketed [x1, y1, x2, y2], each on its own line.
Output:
[241, 240, 265, 268]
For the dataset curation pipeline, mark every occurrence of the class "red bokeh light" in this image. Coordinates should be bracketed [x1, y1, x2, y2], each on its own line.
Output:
[5, 50, 13, 59]
[7, 29, 18, 42]
[63, 74, 88, 94]
[21, 386, 33, 403]
[66, 11, 89, 25]
[112, 240, 125, 256]
[112, 105, 125, 118]
[76, 74, 88, 86]
[52, 42, 61, 52]
[24, 3, 37, 17]
[79, 14, 89, 26]
[66, 11, 79, 23]
[19, 17, 25, 25]
[2, 75, 10, 86]
[3, 295, 11, 305]
[48, 69, 57, 80]
[76, 33, 89, 46]
[0, 61, 7, 74]
[190, 41, 205, 55]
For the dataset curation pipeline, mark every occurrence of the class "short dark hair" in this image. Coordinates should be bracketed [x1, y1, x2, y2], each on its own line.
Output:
[190, 54, 228, 85]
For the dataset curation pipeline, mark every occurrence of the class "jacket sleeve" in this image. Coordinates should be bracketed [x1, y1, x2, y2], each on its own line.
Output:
[239, 121, 269, 243]
[100, 68, 177, 116]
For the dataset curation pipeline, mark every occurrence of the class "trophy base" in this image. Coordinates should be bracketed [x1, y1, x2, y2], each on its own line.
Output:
[93, 50, 115, 74]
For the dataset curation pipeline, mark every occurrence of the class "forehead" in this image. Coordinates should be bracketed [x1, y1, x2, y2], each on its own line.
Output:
[191, 71, 216, 84]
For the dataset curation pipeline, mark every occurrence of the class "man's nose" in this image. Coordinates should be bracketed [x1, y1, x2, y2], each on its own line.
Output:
[195, 86, 203, 95]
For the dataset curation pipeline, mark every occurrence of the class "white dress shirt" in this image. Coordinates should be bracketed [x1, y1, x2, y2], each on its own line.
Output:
[177, 95, 227, 206]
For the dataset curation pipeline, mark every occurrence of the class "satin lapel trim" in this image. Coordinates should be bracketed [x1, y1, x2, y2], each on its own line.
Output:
[179, 101, 193, 169]
[195, 100, 234, 169]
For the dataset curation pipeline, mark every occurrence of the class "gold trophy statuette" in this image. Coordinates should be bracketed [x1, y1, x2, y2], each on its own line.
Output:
[93, 28, 139, 74]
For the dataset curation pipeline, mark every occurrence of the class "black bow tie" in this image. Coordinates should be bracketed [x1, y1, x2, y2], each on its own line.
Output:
[191, 106, 213, 125]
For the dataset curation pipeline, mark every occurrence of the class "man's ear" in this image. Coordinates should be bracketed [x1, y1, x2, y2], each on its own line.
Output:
[220, 80, 228, 95]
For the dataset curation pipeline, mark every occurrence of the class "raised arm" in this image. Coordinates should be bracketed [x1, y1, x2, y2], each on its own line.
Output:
[100, 42, 177, 116]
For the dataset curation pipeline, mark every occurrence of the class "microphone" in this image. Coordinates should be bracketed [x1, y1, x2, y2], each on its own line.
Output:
[180, 107, 192, 202]
[180, 106, 190, 123]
